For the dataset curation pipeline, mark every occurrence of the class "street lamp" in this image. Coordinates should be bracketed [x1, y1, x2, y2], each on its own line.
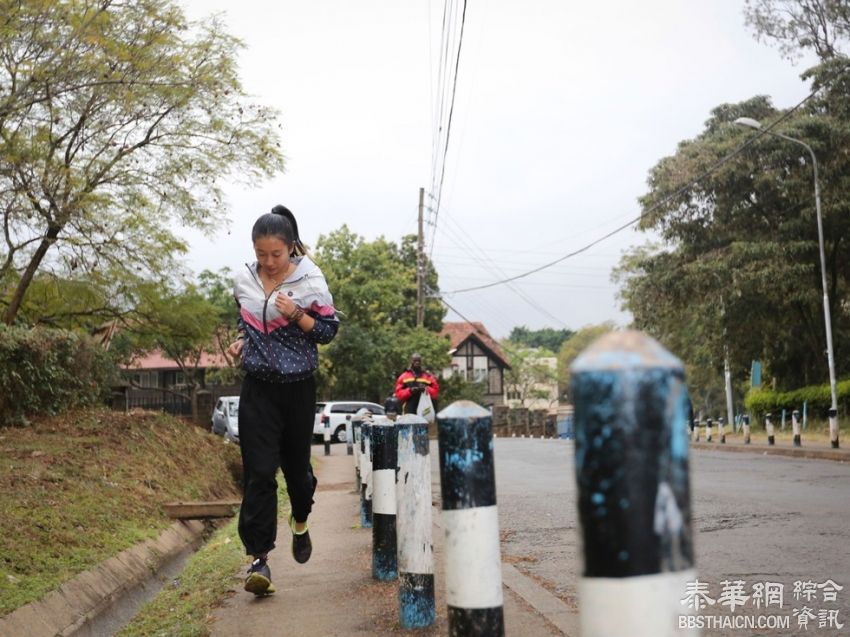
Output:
[735, 116, 840, 448]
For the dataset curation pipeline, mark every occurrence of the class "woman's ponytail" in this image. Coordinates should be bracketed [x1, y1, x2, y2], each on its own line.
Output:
[270, 204, 307, 256]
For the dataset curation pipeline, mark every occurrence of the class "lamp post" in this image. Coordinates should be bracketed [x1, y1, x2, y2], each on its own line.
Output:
[735, 117, 839, 448]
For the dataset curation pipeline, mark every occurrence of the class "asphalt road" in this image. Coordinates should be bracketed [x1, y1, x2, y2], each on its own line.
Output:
[433, 438, 850, 635]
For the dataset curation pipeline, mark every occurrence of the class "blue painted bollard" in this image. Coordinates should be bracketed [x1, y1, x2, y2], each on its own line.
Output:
[360, 421, 373, 528]
[437, 401, 504, 637]
[395, 415, 436, 629]
[792, 409, 802, 447]
[371, 421, 398, 581]
[743, 414, 751, 444]
[571, 330, 696, 637]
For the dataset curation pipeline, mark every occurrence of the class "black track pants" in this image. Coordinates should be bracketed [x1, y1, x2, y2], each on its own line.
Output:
[238, 374, 317, 557]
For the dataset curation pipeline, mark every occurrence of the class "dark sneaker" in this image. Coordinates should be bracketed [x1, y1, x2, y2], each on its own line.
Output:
[290, 515, 312, 564]
[244, 557, 275, 596]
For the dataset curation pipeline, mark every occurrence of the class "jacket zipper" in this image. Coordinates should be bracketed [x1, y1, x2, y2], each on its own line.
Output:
[245, 264, 307, 335]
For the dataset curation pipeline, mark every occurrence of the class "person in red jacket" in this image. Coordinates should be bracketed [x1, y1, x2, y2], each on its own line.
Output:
[394, 353, 440, 415]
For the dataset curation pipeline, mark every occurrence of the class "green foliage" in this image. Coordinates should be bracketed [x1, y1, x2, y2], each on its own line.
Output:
[502, 341, 558, 408]
[615, 70, 850, 393]
[557, 323, 616, 401]
[0, 326, 116, 426]
[744, 379, 850, 419]
[314, 227, 448, 402]
[508, 325, 574, 352]
[0, 0, 284, 324]
[438, 374, 486, 408]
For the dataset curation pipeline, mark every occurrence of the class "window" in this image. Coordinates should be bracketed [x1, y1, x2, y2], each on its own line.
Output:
[472, 356, 488, 383]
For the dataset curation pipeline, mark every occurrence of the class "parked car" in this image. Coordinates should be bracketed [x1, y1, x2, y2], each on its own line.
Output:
[314, 401, 385, 443]
[211, 396, 240, 443]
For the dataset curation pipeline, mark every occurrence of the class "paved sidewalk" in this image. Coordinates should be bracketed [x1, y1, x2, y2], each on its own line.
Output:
[210, 446, 569, 636]
[691, 436, 850, 462]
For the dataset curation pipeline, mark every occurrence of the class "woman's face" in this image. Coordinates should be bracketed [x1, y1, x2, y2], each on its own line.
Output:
[254, 236, 291, 278]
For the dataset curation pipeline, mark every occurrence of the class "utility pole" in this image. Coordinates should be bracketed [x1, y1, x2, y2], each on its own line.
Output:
[416, 187, 425, 327]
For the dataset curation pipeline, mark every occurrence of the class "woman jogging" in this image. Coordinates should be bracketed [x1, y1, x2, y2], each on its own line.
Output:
[227, 205, 338, 596]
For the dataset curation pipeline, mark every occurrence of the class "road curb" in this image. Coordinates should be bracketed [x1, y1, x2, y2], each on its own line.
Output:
[0, 520, 205, 637]
[502, 562, 578, 636]
[691, 441, 848, 462]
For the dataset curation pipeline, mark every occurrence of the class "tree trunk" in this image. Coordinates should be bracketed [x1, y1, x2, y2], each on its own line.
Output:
[2, 225, 61, 325]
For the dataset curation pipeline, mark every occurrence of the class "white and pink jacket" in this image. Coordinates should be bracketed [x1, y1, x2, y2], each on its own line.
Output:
[234, 256, 338, 383]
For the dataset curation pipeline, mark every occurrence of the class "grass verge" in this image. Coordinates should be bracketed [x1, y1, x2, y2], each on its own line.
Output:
[0, 407, 242, 616]
[117, 482, 290, 637]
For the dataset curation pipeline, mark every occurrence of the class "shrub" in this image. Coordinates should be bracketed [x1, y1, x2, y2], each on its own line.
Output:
[0, 326, 117, 426]
[744, 379, 850, 421]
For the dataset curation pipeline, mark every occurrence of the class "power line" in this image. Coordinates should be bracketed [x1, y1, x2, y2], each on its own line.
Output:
[443, 84, 826, 296]
[428, 0, 468, 257]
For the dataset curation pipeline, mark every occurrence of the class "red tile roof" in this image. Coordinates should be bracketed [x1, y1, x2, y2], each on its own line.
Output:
[440, 321, 510, 368]
[124, 350, 231, 370]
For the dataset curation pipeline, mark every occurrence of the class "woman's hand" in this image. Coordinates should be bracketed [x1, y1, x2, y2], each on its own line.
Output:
[227, 339, 244, 357]
[274, 291, 297, 318]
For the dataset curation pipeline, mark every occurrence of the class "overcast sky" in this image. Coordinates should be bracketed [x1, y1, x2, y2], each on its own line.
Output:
[180, 0, 815, 339]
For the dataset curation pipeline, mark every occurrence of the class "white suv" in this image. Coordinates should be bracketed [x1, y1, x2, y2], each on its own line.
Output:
[314, 401, 385, 443]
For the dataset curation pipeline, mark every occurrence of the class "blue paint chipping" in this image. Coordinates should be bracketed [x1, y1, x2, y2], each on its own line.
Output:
[400, 585, 437, 629]
[437, 403, 497, 510]
[571, 330, 694, 578]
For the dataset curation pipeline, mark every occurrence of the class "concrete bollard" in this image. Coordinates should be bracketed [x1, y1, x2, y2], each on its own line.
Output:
[792, 409, 802, 447]
[352, 418, 362, 490]
[346, 414, 354, 455]
[743, 414, 751, 444]
[571, 330, 696, 637]
[765, 413, 775, 446]
[360, 421, 373, 528]
[437, 401, 504, 637]
[324, 416, 332, 456]
[692, 417, 699, 442]
[829, 407, 839, 449]
[718, 416, 726, 444]
[705, 417, 712, 443]
[371, 421, 398, 581]
[395, 415, 436, 629]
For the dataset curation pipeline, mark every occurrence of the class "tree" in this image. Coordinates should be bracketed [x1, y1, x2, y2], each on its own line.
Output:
[508, 325, 574, 353]
[745, 0, 850, 61]
[313, 227, 449, 402]
[615, 83, 850, 399]
[502, 341, 559, 408]
[557, 323, 616, 402]
[0, 0, 284, 325]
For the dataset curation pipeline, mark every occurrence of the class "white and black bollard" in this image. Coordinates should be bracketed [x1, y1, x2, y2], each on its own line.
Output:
[352, 417, 363, 489]
[324, 416, 332, 456]
[437, 401, 504, 637]
[346, 414, 354, 456]
[395, 415, 436, 629]
[371, 421, 398, 581]
[360, 421, 373, 528]
[705, 417, 712, 443]
[743, 414, 751, 444]
[765, 412, 775, 446]
[718, 416, 726, 444]
[792, 409, 802, 447]
[829, 407, 839, 449]
[571, 330, 697, 637]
